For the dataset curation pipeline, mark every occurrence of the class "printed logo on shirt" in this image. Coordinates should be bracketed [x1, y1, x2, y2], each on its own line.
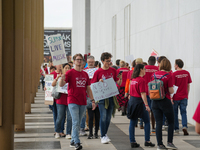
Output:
[175, 74, 188, 78]
[131, 81, 138, 85]
[146, 69, 158, 73]
[76, 77, 87, 87]
[102, 73, 113, 80]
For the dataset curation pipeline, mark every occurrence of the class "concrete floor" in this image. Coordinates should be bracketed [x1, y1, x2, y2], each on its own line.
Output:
[14, 88, 200, 150]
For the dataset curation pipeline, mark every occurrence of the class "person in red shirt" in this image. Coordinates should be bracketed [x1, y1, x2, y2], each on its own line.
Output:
[172, 59, 192, 135]
[193, 101, 200, 134]
[52, 63, 72, 139]
[127, 64, 154, 148]
[44, 64, 48, 74]
[151, 58, 177, 150]
[59, 54, 95, 150]
[49, 65, 65, 137]
[116, 60, 130, 116]
[143, 56, 159, 133]
[91, 52, 122, 144]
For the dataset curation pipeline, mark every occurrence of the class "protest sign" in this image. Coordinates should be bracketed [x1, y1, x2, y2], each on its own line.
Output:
[91, 78, 119, 102]
[125, 55, 134, 67]
[46, 34, 67, 66]
[84, 68, 98, 79]
[57, 78, 68, 94]
[45, 75, 54, 105]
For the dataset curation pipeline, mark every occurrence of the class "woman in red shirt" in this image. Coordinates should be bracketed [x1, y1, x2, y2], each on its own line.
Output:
[116, 60, 129, 116]
[52, 63, 72, 139]
[127, 64, 155, 148]
[151, 58, 177, 150]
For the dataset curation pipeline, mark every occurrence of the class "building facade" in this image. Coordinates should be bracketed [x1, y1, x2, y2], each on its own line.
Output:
[72, 0, 200, 125]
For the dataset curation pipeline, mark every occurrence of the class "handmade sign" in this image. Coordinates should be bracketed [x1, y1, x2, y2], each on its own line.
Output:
[91, 78, 119, 101]
[125, 55, 134, 67]
[45, 75, 54, 105]
[46, 34, 67, 66]
[57, 78, 68, 94]
[84, 68, 98, 79]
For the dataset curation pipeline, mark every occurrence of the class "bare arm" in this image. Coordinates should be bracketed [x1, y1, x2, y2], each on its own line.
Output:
[59, 74, 66, 87]
[195, 122, 200, 135]
[168, 87, 174, 94]
[116, 74, 122, 86]
[87, 86, 96, 110]
[141, 92, 150, 112]
[187, 84, 190, 95]
[52, 74, 61, 87]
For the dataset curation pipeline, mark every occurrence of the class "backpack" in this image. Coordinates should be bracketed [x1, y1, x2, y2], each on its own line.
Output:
[148, 73, 169, 100]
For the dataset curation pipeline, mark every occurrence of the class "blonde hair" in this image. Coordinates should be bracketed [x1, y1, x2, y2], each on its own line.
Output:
[119, 60, 126, 67]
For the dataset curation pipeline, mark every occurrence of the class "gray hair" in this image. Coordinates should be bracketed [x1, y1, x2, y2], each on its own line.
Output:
[87, 55, 95, 60]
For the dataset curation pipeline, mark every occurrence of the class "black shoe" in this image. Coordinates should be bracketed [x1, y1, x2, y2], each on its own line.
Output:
[75, 143, 82, 150]
[87, 134, 93, 139]
[144, 141, 155, 147]
[131, 142, 140, 148]
[94, 133, 98, 139]
[70, 141, 75, 147]
[121, 112, 125, 116]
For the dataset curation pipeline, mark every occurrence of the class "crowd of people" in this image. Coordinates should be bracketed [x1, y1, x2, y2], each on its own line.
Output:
[39, 52, 200, 150]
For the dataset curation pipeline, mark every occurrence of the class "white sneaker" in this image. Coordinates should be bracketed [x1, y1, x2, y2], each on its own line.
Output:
[80, 128, 87, 136]
[65, 134, 71, 139]
[105, 134, 111, 142]
[174, 129, 179, 134]
[55, 133, 60, 139]
[101, 136, 109, 144]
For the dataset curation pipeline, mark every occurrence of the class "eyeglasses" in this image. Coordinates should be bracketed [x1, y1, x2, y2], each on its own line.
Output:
[105, 60, 113, 63]
[75, 59, 83, 61]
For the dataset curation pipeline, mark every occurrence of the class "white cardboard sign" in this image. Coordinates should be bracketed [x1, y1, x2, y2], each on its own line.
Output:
[125, 55, 134, 67]
[91, 78, 119, 102]
[84, 68, 97, 79]
[45, 75, 54, 101]
[57, 77, 68, 94]
[46, 34, 67, 66]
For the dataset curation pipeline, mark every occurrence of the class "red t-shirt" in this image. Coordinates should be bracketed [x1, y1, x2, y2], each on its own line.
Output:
[151, 71, 173, 100]
[117, 67, 129, 87]
[193, 101, 200, 123]
[65, 69, 90, 105]
[56, 93, 68, 105]
[45, 68, 48, 74]
[91, 67, 119, 83]
[143, 65, 159, 95]
[50, 71, 60, 79]
[172, 70, 192, 101]
[130, 76, 146, 98]
[127, 69, 134, 80]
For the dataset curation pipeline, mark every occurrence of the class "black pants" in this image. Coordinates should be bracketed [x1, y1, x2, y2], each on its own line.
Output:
[152, 97, 174, 145]
[87, 107, 100, 135]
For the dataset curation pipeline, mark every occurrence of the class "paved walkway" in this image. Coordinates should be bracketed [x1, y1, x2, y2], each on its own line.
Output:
[14, 89, 200, 150]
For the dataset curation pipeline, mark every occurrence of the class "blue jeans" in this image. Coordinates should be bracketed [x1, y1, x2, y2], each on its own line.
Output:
[52, 101, 64, 132]
[152, 98, 174, 145]
[98, 97, 114, 137]
[129, 104, 150, 143]
[55, 103, 72, 135]
[173, 98, 188, 130]
[68, 104, 86, 144]
[80, 109, 86, 129]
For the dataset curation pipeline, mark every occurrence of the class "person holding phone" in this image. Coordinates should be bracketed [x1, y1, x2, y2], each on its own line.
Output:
[116, 60, 129, 116]
[127, 64, 155, 148]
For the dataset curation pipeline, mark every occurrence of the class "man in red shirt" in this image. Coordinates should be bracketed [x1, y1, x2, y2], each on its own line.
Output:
[143, 56, 159, 133]
[59, 54, 95, 150]
[193, 101, 200, 134]
[172, 59, 192, 135]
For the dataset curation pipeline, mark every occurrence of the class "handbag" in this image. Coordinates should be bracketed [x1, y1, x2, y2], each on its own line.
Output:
[51, 86, 61, 99]
[86, 97, 92, 109]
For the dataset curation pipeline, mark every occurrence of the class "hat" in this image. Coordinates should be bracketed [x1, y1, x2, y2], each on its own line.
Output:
[135, 58, 143, 64]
